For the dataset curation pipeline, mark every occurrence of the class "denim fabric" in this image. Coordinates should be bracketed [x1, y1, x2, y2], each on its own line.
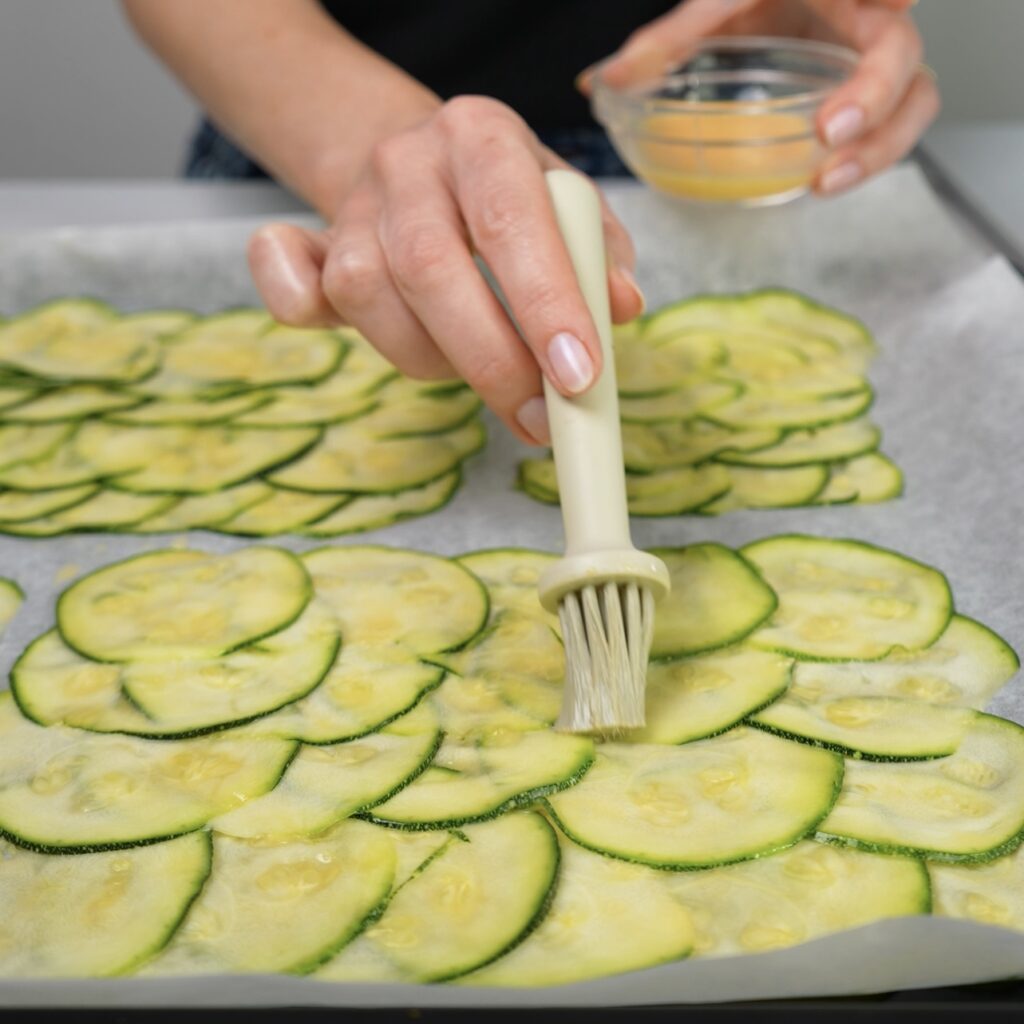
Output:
[183, 118, 634, 181]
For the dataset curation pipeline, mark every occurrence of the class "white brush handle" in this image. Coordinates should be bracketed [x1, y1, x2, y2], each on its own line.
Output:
[543, 169, 631, 556]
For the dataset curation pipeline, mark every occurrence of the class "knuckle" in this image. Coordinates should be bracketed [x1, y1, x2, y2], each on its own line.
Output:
[369, 134, 411, 178]
[472, 181, 527, 246]
[439, 95, 514, 138]
[387, 221, 453, 291]
[322, 245, 384, 311]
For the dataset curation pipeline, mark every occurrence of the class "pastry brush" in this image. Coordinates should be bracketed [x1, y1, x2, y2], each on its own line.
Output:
[538, 169, 670, 735]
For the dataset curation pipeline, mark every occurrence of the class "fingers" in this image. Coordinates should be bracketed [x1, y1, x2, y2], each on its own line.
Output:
[815, 67, 940, 196]
[590, 0, 762, 90]
[320, 187, 456, 381]
[247, 223, 338, 327]
[440, 97, 608, 404]
[817, 14, 924, 150]
[372, 123, 548, 444]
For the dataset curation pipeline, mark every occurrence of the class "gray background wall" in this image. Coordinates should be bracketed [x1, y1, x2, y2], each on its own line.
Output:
[1, 0, 1020, 179]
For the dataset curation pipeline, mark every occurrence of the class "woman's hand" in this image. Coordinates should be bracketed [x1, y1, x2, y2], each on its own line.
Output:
[583, 0, 940, 196]
[248, 97, 645, 445]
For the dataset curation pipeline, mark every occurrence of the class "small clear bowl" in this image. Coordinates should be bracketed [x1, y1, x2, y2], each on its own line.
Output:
[592, 36, 858, 206]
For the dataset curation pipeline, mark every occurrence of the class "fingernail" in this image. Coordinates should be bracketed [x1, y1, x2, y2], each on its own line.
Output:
[819, 161, 864, 195]
[548, 332, 594, 394]
[616, 265, 646, 315]
[515, 396, 551, 445]
[824, 104, 866, 148]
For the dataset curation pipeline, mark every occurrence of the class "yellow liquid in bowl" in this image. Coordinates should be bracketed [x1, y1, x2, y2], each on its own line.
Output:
[630, 110, 819, 203]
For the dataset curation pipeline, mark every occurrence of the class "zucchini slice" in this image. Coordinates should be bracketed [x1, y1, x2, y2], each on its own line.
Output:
[144, 821, 394, 976]
[74, 422, 320, 494]
[617, 379, 741, 423]
[0, 832, 212, 978]
[457, 549, 558, 620]
[215, 488, 349, 536]
[930, 844, 1024, 931]
[0, 301, 159, 384]
[663, 839, 928, 958]
[137, 312, 344, 395]
[365, 681, 593, 828]
[240, 647, 444, 744]
[316, 812, 559, 982]
[631, 646, 793, 744]
[213, 703, 441, 840]
[615, 331, 724, 395]
[816, 452, 904, 505]
[229, 390, 377, 428]
[300, 471, 461, 537]
[715, 418, 880, 468]
[705, 387, 873, 431]
[4, 490, 175, 535]
[0, 436, 108, 490]
[355, 379, 482, 437]
[0, 577, 23, 634]
[518, 459, 731, 517]
[0, 423, 75, 472]
[819, 713, 1024, 862]
[119, 598, 339, 730]
[546, 728, 842, 869]
[0, 484, 98, 524]
[621, 420, 782, 473]
[0, 694, 297, 851]
[462, 839, 694, 986]
[754, 699, 975, 761]
[107, 392, 271, 426]
[787, 614, 1019, 711]
[57, 547, 311, 662]
[742, 536, 953, 661]
[650, 544, 778, 660]
[4, 386, 143, 422]
[700, 464, 829, 513]
[130, 482, 274, 534]
[0, 386, 37, 412]
[269, 419, 484, 494]
[303, 546, 488, 655]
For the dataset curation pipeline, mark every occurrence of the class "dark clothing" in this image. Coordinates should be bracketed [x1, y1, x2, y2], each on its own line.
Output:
[185, 1, 678, 180]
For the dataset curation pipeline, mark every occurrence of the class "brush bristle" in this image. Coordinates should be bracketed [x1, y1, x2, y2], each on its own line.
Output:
[555, 580, 656, 735]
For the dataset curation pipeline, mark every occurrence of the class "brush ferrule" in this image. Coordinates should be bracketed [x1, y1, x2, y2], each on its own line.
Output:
[538, 549, 670, 614]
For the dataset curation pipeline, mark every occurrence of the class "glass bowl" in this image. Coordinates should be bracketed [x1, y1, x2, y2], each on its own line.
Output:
[591, 36, 859, 206]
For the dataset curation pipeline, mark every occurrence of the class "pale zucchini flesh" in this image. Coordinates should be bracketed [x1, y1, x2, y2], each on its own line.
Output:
[546, 728, 843, 869]
[0, 577, 23, 634]
[316, 812, 559, 982]
[144, 821, 394, 976]
[57, 547, 312, 662]
[930, 843, 1024, 931]
[0, 832, 212, 978]
[743, 536, 953, 661]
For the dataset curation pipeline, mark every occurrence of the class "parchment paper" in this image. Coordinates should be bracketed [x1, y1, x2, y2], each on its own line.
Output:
[0, 163, 1022, 1007]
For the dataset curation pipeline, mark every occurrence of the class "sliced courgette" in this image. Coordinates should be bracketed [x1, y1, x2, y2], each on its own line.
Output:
[650, 544, 778, 659]
[0, 693, 296, 851]
[463, 838, 694, 986]
[930, 843, 1024, 931]
[0, 577, 23, 634]
[213, 703, 441, 839]
[3, 386, 143, 423]
[546, 727, 842, 869]
[699, 464, 829, 513]
[815, 453, 904, 505]
[3, 490, 176, 535]
[663, 839, 928, 957]
[57, 547, 311, 662]
[621, 420, 782, 473]
[300, 471, 461, 537]
[129, 481, 274, 534]
[144, 821, 394, 976]
[819, 713, 1024, 862]
[316, 812, 559, 982]
[743, 536, 953, 661]
[705, 386, 873, 431]
[0, 423, 75, 472]
[0, 485, 98, 524]
[631, 646, 793, 744]
[215, 488, 349, 537]
[0, 832, 211, 978]
[715, 418, 880, 468]
[106, 392, 271, 426]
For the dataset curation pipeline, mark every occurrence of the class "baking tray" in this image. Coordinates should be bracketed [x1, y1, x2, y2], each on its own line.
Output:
[0, 163, 1021, 1007]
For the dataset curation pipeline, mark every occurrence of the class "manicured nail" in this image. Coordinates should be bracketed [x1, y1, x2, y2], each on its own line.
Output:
[515, 396, 551, 445]
[548, 332, 594, 394]
[819, 161, 864, 195]
[824, 104, 866, 148]
[616, 265, 646, 315]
